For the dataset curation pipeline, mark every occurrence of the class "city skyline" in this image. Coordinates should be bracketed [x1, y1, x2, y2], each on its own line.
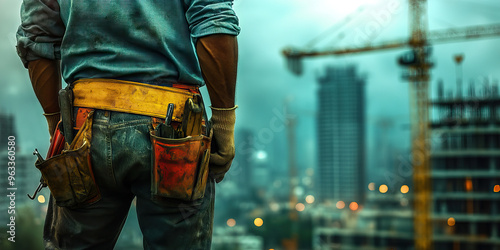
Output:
[1, 0, 499, 249]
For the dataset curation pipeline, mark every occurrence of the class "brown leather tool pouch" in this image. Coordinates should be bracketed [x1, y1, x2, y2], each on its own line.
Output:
[35, 111, 101, 208]
[150, 130, 211, 201]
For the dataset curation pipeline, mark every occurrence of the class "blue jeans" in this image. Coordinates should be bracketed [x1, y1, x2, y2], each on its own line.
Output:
[43, 110, 215, 250]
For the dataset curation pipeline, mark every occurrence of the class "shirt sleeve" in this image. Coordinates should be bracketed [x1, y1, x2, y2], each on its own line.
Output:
[16, 0, 65, 68]
[184, 0, 241, 41]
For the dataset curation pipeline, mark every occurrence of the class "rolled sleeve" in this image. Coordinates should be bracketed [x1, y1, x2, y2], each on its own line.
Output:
[185, 0, 240, 41]
[16, 0, 65, 67]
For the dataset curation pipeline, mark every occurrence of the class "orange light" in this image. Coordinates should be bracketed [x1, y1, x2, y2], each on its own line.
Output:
[401, 185, 409, 194]
[226, 218, 236, 227]
[379, 184, 388, 193]
[465, 178, 473, 192]
[295, 203, 305, 212]
[336, 201, 345, 209]
[447, 217, 456, 226]
[494, 185, 500, 193]
[368, 182, 375, 191]
[349, 202, 359, 211]
[254, 218, 263, 227]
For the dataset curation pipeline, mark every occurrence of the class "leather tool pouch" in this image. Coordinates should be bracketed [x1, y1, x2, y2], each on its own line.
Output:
[35, 111, 101, 208]
[150, 129, 211, 201]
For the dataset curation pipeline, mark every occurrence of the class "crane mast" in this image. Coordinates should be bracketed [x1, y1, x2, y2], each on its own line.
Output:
[407, 1, 432, 249]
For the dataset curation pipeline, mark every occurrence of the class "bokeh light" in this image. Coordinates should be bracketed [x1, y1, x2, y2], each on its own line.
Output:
[336, 201, 345, 209]
[295, 203, 305, 212]
[227, 218, 236, 227]
[349, 202, 359, 211]
[270, 202, 280, 212]
[401, 185, 409, 194]
[254, 218, 264, 227]
[379, 184, 388, 193]
[37, 195, 45, 204]
[256, 150, 267, 160]
[465, 178, 473, 191]
[305, 195, 315, 204]
[448, 217, 456, 226]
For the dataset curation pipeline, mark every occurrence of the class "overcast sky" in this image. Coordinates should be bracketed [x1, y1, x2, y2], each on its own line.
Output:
[1, 0, 499, 182]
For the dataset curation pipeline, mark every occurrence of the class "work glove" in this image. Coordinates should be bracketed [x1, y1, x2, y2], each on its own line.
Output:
[44, 112, 60, 142]
[209, 106, 237, 183]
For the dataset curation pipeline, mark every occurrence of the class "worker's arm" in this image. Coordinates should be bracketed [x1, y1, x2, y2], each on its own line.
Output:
[196, 35, 237, 108]
[27, 59, 62, 138]
[185, 0, 240, 182]
[16, 0, 65, 139]
[196, 35, 238, 182]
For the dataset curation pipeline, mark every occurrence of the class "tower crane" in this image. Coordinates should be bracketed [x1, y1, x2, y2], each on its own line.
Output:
[282, 0, 500, 249]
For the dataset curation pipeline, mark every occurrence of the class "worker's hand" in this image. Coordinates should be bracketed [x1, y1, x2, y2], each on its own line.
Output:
[44, 112, 60, 142]
[209, 106, 237, 183]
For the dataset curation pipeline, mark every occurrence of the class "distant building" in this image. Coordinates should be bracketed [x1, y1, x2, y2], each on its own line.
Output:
[233, 129, 255, 194]
[0, 112, 16, 152]
[0, 112, 35, 226]
[430, 81, 500, 249]
[15, 154, 40, 200]
[312, 192, 414, 250]
[212, 227, 263, 250]
[370, 118, 401, 184]
[317, 65, 365, 204]
[0, 112, 16, 222]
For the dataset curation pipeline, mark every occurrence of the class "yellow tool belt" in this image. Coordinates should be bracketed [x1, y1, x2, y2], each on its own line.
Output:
[72, 78, 197, 122]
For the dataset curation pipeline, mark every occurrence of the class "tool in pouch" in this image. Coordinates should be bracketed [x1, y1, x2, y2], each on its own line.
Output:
[28, 86, 101, 208]
[28, 86, 73, 200]
[150, 95, 211, 201]
[27, 148, 48, 200]
[156, 103, 176, 138]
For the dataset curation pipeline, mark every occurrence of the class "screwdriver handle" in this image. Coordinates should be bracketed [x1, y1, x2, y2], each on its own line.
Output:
[165, 103, 174, 125]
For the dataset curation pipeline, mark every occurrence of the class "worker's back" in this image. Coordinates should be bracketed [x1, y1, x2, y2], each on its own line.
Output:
[17, 0, 240, 85]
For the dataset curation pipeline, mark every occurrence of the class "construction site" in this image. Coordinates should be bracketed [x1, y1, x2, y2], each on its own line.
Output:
[279, 0, 500, 249]
[308, 70, 500, 250]
[431, 79, 500, 249]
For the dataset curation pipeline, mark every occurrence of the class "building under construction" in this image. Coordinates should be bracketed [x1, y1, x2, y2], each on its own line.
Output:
[312, 191, 414, 250]
[430, 79, 500, 250]
[311, 76, 500, 250]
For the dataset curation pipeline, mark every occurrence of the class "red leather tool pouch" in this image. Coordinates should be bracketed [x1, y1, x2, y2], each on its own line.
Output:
[150, 131, 211, 201]
[35, 111, 101, 208]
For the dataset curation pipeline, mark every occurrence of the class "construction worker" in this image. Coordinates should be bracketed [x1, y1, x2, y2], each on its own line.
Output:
[16, 0, 239, 249]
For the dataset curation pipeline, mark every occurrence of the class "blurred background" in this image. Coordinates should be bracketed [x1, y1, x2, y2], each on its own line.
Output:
[1, 0, 500, 249]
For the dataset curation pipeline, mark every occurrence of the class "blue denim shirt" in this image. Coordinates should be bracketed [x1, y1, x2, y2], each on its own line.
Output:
[16, 0, 240, 86]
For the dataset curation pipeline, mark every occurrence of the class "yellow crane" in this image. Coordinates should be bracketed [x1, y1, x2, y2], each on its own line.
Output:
[282, 1, 500, 249]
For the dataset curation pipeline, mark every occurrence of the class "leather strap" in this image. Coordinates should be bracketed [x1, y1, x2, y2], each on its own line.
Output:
[72, 78, 197, 122]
